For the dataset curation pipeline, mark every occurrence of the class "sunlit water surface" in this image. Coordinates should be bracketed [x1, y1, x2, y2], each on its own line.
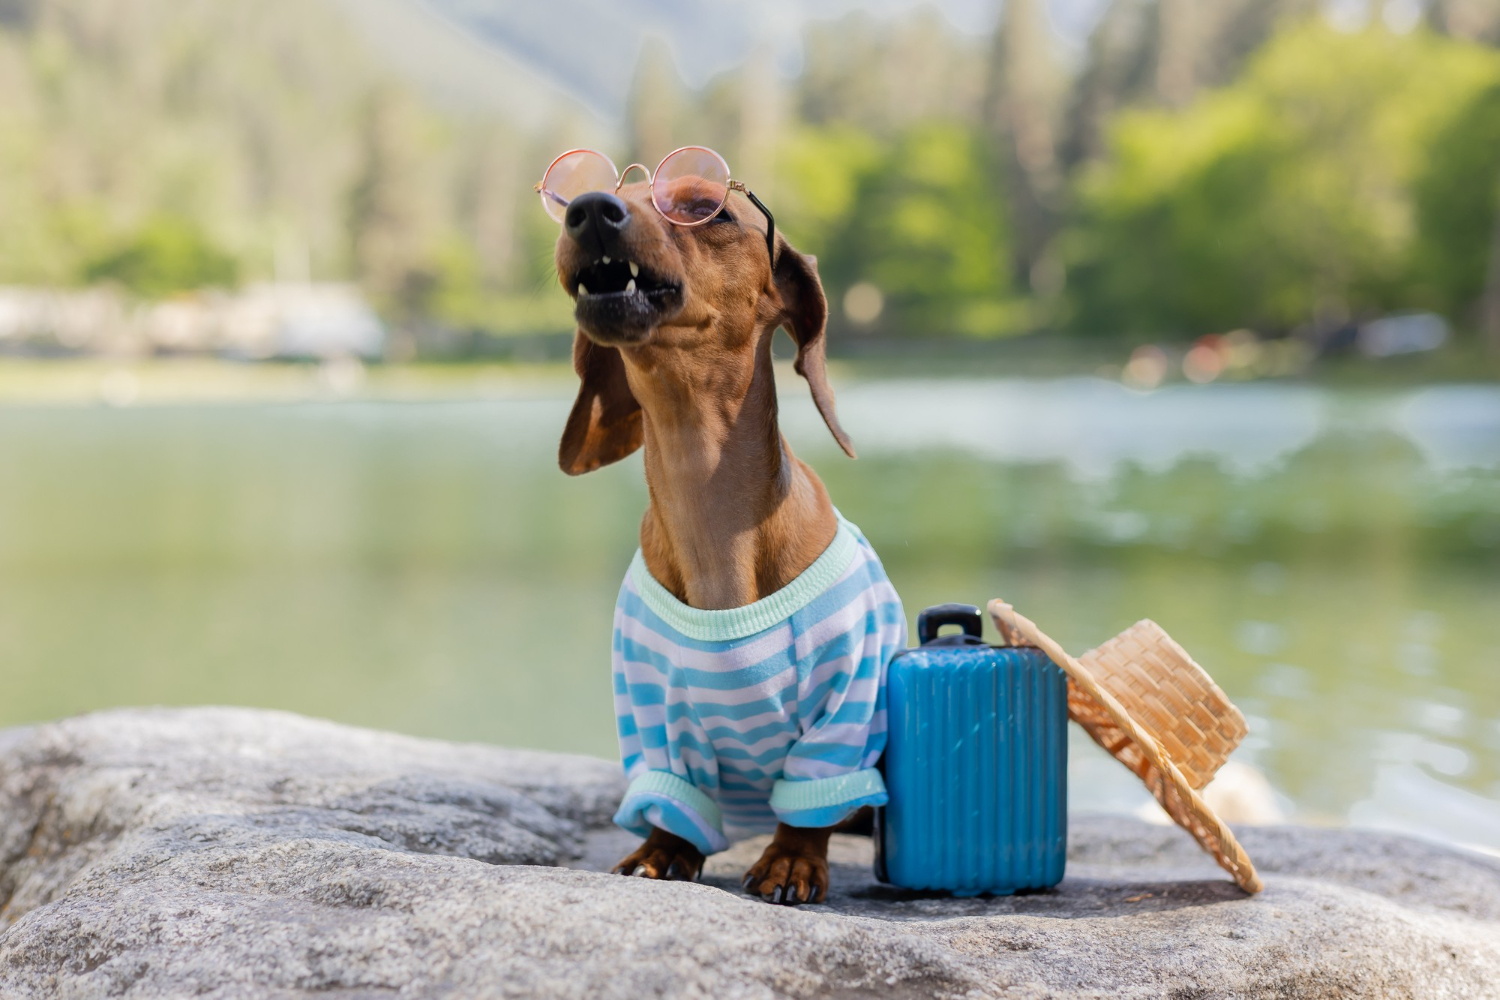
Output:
[1, 377, 1496, 851]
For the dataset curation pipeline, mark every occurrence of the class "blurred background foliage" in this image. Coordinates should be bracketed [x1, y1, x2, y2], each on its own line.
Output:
[1, 0, 1500, 352]
[83, 217, 240, 298]
[1068, 21, 1500, 339]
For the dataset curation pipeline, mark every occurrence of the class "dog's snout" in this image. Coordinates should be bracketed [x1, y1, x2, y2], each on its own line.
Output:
[565, 191, 631, 256]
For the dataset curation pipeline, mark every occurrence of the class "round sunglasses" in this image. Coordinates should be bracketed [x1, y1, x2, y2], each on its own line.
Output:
[535, 146, 777, 263]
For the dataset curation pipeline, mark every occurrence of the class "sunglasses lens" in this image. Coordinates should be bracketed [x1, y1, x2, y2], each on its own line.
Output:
[652, 147, 730, 225]
[539, 150, 618, 223]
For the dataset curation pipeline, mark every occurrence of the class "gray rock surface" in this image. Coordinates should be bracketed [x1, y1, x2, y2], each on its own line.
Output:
[0, 707, 1496, 999]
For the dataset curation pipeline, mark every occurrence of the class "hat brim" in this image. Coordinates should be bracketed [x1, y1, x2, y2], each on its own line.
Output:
[990, 600, 1264, 895]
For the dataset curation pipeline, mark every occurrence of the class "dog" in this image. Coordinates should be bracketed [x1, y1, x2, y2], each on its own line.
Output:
[553, 175, 905, 905]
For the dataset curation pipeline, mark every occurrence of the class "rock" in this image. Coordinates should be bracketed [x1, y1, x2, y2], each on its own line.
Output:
[0, 708, 1495, 999]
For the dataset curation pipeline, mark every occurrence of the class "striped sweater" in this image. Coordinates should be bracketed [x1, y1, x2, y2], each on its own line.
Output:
[611, 514, 906, 855]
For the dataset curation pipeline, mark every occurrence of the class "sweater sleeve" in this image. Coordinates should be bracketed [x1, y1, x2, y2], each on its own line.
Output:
[770, 577, 905, 828]
[613, 770, 730, 855]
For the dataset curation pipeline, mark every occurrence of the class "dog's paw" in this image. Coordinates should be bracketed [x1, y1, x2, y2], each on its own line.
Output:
[611, 830, 704, 881]
[742, 842, 829, 905]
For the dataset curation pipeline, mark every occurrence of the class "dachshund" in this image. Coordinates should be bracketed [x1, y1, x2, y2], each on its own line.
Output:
[553, 174, 905, 905]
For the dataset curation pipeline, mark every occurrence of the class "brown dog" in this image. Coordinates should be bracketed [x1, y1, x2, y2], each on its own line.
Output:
[555, 179, 869, 905]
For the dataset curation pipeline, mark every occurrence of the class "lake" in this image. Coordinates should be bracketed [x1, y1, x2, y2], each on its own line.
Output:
[1, 373, 1497, 851]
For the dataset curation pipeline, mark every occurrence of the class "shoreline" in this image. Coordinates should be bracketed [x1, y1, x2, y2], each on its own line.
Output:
[0, 352, 1497, 407]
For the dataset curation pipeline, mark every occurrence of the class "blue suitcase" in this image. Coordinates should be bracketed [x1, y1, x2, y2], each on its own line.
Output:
[875, 603, 1068, 895]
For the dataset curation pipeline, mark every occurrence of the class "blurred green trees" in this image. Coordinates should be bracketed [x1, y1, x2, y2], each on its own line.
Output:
[1065, 22, 1500, 339]
[842, 125, 1012, 334]
[347, 88, 435, 308]
[1413, 81, 1500, 326]
[84, 218, 238, 297]
[0, 0, 565, 335]
[765, 10, 1500, 346]
[4, 0, 1500, 351]
[791, 124, 1017, 336]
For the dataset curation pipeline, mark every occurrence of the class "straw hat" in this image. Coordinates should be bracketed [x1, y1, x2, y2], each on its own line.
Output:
[987, 599, 1264, 894]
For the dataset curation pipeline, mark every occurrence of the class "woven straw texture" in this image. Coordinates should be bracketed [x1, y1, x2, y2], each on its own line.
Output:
[987, 600, 1264, 895]
[1077, 621, 1247, 791]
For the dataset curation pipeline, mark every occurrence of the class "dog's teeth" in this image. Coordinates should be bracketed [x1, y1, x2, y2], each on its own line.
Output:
[629, 262, 639, 277]
[602, 256, 611, 264]
[625, 279, 636, 294]
[578, 283, 588, 296]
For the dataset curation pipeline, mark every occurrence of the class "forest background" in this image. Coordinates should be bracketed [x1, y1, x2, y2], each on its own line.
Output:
[3, 0, 1500, 362]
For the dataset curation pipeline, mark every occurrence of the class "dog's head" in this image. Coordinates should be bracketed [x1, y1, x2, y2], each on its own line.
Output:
[555, 179, 853, 475]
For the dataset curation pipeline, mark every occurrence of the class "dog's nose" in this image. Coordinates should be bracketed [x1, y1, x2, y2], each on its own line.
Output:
[565, 191, 631, 257]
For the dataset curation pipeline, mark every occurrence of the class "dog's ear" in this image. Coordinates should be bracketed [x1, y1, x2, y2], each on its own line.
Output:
[558, 331, 643, 475]
[773, 243, 856, 459]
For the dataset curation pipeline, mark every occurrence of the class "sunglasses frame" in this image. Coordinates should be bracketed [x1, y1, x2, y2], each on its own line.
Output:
[535, 146, 777, 265]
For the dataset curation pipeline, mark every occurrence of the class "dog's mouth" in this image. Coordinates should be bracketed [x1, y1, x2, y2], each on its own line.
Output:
[569, 255, 683, 344]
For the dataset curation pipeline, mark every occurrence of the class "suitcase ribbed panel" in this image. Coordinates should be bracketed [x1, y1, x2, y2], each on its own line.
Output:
[880, 645, 1067, 894]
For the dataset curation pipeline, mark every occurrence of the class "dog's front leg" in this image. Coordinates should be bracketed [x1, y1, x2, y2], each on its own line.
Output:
[612, 827, 705, 881]
[742, 823, 831, 905]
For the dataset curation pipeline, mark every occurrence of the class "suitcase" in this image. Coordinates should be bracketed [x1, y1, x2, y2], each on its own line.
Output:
[875, 603, 1069, 895]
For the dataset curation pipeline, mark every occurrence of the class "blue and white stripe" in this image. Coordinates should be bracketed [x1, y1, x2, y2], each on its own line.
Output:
[611, 515, 906, 854]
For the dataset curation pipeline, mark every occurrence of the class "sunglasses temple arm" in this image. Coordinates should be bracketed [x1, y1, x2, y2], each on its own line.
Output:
[743, 188, 776, 266]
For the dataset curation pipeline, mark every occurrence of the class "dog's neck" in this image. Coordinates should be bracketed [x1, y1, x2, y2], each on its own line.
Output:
[623, 324, 838, 610]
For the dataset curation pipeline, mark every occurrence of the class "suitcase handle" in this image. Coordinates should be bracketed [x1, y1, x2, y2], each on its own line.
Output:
[917, 604, 985, 645]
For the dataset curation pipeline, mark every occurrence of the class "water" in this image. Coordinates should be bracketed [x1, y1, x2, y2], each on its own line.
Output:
[1, 375, 1497, 851]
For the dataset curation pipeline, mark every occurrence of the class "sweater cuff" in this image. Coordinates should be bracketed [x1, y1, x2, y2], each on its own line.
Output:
[770, 768, 888, 828]
[613, 770, 729, 855]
